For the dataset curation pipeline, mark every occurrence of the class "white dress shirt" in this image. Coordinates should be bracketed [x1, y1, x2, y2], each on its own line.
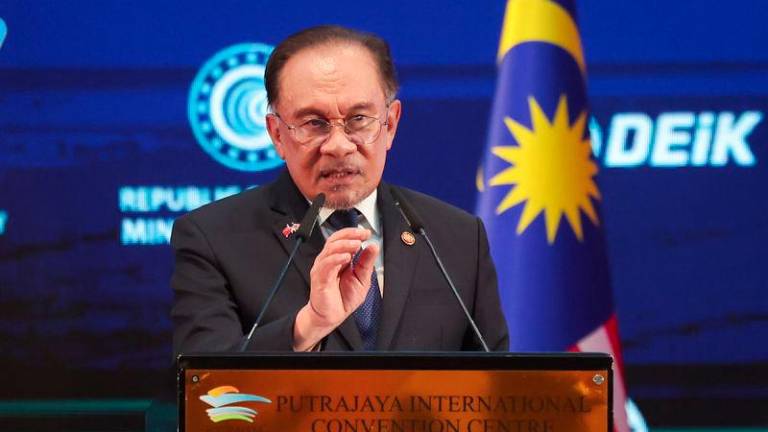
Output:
[316, 190, 384, 295]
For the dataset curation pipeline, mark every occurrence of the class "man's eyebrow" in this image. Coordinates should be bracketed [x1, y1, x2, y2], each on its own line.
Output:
[291, 107, 326, 119]
[290, 102, 377, 120]
[346, 102, 376, 112]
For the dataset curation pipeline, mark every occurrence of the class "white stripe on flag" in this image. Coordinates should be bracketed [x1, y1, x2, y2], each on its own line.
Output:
[577, 323, 630, 432]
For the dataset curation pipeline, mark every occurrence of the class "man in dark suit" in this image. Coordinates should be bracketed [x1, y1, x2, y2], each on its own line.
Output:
[171, 25, 508, 354]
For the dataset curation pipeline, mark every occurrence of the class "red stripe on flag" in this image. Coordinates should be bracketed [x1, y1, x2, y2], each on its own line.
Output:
[575, 314, 630, 432]
[605, 314, 626, 376]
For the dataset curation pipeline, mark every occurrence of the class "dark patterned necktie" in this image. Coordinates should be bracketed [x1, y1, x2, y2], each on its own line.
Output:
[326, 209, 381, 350]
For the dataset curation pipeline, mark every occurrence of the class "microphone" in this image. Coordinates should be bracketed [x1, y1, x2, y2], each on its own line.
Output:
[390, 188, 491, 352]
[239, 192, 326, 351]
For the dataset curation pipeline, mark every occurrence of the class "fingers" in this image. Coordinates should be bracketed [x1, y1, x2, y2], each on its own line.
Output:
[353, 242, 380, 279]
[338, 243, 380, 310]
[314, 228, 371, 264]
[326, 227, 371, 243]
[308, 227, 379, 318]
[310, 228, 372, 286]
[321, 228, 370, 254]
[310, 252, 350, 286]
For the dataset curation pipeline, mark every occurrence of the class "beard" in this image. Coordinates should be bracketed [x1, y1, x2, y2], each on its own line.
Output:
[322, 183, 376, 210]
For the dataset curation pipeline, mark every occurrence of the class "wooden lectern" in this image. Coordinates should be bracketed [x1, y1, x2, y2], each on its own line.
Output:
[177, 353, 613, 432]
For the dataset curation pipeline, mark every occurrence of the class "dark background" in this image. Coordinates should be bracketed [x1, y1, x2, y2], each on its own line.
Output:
[1, 0, 766, 430]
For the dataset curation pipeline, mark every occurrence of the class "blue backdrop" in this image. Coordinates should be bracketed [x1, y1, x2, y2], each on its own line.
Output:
[1, 0, 766, 427]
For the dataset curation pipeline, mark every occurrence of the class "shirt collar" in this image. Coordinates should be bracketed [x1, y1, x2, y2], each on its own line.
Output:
[315, 190, 379, 234]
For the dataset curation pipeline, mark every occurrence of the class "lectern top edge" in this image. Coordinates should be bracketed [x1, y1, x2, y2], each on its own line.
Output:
[178, 352, 613, 372]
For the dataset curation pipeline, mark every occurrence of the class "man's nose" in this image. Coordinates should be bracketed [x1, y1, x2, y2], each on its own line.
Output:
[319, 123, 357, 157]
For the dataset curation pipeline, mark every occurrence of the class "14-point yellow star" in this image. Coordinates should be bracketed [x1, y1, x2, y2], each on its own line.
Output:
[489, 95, 600, 244]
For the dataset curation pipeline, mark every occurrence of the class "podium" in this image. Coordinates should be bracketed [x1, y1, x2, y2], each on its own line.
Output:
[177, 353, 613, 432]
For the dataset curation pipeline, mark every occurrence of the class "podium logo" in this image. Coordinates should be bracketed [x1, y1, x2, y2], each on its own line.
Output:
[200, 385, 272, 423]
[188, 43, 284, 172]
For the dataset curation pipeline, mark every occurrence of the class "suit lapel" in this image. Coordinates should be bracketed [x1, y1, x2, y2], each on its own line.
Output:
[376, 183, 420, 350]
[267, 171, 364, 350]
[268, 171, 322, 290]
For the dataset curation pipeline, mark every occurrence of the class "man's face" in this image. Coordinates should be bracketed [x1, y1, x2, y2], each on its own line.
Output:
[266, 43, 401, 209]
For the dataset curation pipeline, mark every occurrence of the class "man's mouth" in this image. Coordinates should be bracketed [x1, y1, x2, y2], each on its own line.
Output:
[319, 167, 362, 181]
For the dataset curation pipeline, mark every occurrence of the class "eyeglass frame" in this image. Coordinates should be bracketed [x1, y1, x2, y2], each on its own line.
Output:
[268, 102, 393, 147]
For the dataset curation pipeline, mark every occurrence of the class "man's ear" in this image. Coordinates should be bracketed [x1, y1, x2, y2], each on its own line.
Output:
[384, 99, 402, 151]
[265, 114, 286, 159]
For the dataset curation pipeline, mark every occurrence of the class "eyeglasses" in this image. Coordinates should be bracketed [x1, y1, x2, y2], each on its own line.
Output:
[270, 106, 390, 147]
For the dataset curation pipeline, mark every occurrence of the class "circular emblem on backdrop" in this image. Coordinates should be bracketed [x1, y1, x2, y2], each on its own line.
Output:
[188, 43, 284, 172]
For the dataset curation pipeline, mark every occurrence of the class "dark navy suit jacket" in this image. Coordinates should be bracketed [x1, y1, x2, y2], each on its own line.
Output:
[171, 171, 508, 354]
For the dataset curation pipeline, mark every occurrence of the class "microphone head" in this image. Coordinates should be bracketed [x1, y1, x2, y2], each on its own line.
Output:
[390, 188, 424, 232]
[312, 192, 326, 208]
[295, 193, 325, 240]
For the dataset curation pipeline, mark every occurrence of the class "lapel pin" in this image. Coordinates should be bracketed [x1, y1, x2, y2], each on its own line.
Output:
[282, 222, 300, 238]
[401, 231, 416, 246]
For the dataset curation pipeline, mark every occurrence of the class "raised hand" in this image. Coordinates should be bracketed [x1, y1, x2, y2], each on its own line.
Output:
[292, 227, 380, 351]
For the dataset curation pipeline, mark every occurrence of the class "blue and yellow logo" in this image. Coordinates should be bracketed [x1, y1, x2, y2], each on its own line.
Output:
[188, 43, 283, 172]
[199, 385, 271, 423]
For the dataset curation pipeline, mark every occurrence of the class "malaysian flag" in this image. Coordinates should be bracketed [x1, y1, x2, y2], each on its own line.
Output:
[476, 1, 631, 430]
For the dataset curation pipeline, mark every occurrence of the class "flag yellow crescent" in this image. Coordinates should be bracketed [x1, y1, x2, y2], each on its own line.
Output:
[497, 0, 586, 74]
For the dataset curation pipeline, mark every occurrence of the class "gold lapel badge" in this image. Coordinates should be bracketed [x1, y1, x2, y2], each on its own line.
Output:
[401, 231, 416, 246]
